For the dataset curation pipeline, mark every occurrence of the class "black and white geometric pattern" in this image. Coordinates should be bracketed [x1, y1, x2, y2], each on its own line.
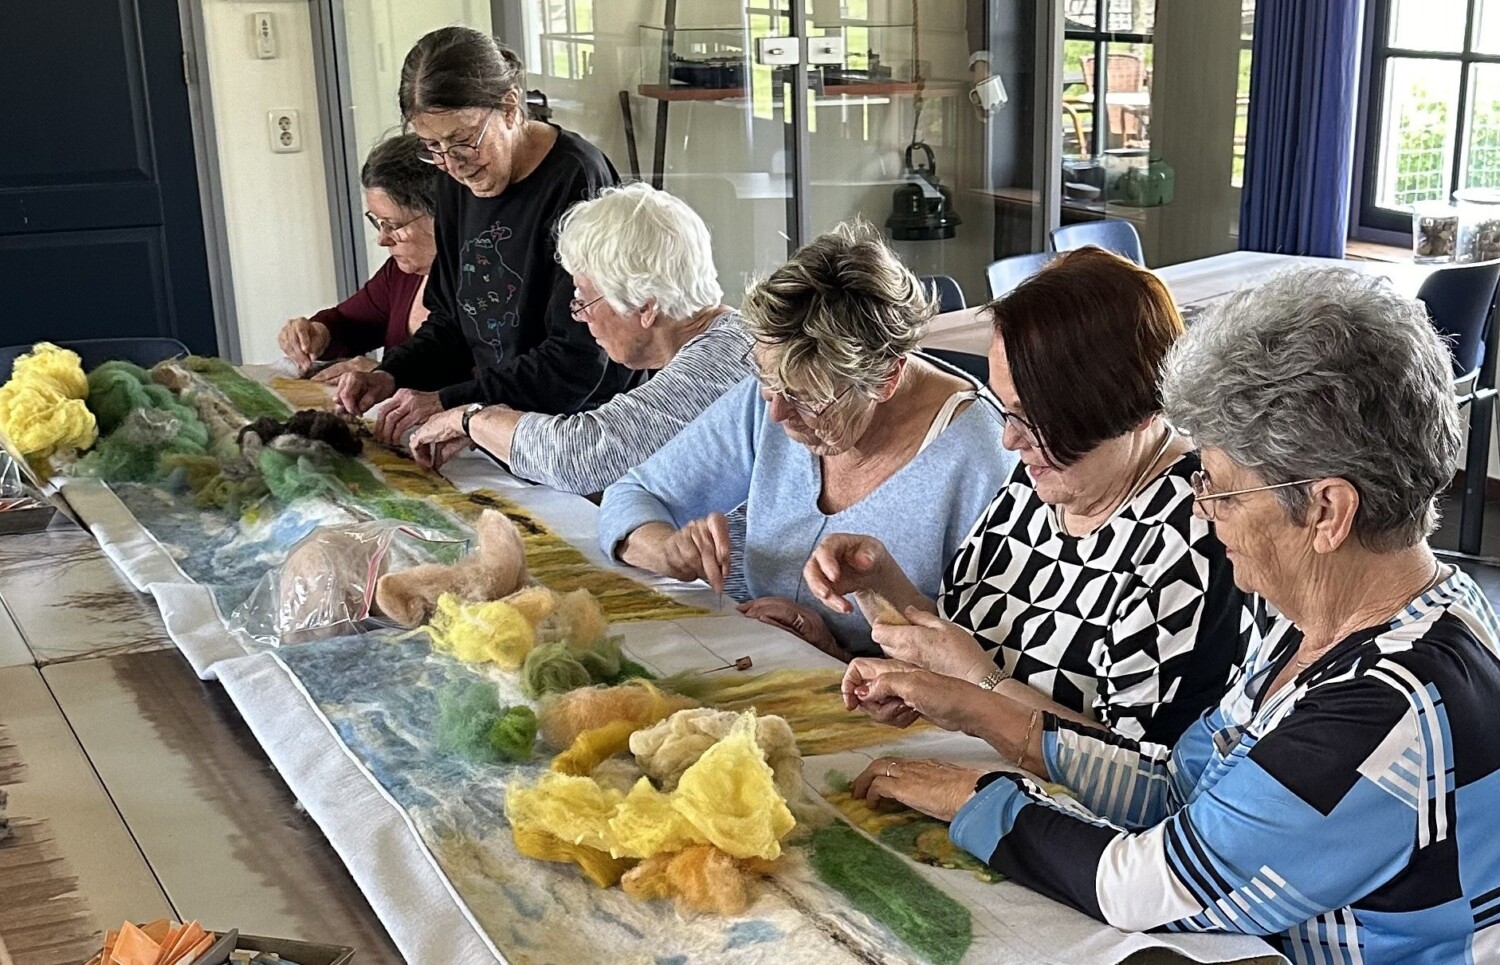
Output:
[939, 452, 1262, 746]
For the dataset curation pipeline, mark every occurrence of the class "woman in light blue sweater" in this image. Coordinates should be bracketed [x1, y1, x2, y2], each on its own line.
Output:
[599, 223, 1014, 658]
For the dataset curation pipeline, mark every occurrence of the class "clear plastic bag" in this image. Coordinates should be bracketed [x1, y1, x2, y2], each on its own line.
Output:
[229, 520, 465, 646]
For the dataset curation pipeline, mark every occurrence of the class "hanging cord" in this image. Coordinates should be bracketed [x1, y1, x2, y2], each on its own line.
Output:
[909, 0, 925, 150]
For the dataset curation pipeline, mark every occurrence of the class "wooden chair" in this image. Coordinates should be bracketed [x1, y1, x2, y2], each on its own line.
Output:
[1081, 53, 1149, 148]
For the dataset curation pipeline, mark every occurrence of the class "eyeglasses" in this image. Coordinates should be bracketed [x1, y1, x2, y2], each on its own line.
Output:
[1190, 470, 1319, 520]
[995, 400, 1041, 446]
[570, 293, 606, 320]
[742, 348, 854, 422]
[364, 211, 421, 239]
[417, 112, 494, 167]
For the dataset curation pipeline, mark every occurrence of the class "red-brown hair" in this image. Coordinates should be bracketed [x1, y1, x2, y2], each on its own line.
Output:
[988, 246, 1183, 466]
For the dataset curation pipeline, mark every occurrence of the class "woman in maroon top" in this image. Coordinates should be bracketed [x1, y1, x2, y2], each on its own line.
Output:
[277, 133, 441, 381]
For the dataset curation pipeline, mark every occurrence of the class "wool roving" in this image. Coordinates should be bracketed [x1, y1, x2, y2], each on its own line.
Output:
[630, 707, 803, 803]
[0, 344, 96, 459]
[425, 594, 537, 669]
[434, 678, 537, 764]
[549, 719, 643, 777]
[13, 343, 87, 400]
[373, 509, 529, 628]
[519, 638, 652, 700]
[620, 845, 778, 916]
[538, 680, 697, 750]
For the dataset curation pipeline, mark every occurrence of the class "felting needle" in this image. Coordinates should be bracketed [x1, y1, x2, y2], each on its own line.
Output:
[696, 656, 753, 675]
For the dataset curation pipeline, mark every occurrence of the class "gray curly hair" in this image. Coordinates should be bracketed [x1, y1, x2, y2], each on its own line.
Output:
[1161, 268, 1460, 553]
[740, 220, 936, 402]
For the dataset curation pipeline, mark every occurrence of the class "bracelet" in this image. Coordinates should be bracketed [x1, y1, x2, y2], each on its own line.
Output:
[978, 666, 1009, 691]
[1015, 709, 1040, 769]
[460, 402, 485, 440]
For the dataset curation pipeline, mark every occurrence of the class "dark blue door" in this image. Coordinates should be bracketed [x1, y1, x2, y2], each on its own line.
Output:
[1, 0, 217, 353]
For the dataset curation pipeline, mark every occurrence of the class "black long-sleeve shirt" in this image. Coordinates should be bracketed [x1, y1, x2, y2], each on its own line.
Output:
[378, 127, 634, 413]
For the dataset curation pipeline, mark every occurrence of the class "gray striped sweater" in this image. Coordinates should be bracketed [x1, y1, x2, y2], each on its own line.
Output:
[506, 310, 755, 494]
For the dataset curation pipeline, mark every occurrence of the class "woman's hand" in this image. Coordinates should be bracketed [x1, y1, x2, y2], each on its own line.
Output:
[409, 407, 471, 470]
[373, 389, 444, 444]
[872, 609, 998, 684]
[623, 513, 733, 592]
[844, 660, 991, 735]
[738, 597, 848, 661]
[851, 757, 985, 823]
[311, 356, 377, 383]
[278, 317, 331, 373]
[803, 533, 897, 614]
[335, 369, 397, 416]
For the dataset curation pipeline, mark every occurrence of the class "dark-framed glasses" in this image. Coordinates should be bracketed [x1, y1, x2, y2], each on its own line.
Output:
[994, 400, 1041, 446]
[364, 211, 421, 239]
[741, 347, 853, 421]
[569, 293, 606, 319]
[1190, 470, 1318, 520]
[417, 112, 495, 167]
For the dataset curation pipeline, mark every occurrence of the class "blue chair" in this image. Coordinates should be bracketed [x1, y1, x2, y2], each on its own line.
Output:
[986, 251, 1057, 298]
[0, 337, 191, 383]
[1050, 219, 1145, 265]
[923, 348, 988, 384]
[919, 275, 967, 313]
[1418, 260, 1500, 557]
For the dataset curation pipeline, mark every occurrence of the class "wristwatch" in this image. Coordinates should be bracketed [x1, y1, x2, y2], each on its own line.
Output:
[460, 402, 485, 440]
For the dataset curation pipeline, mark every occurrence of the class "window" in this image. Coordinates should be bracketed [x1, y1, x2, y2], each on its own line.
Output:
[1360, 0, 1500, 232]
[1062, 0, 1155, 159]
[538, 0, 594, 80]
[1234, 1, 1254, 188]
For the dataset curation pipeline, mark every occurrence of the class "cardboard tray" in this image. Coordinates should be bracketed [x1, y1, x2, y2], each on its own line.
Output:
[194, 929, 355, 965]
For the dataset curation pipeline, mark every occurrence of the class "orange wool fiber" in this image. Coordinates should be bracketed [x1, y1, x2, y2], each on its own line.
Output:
[620, 845, 779, 916]
[538, 679, 699, 750]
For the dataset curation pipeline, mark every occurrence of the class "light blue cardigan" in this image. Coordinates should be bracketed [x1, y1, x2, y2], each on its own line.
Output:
[599, 375, 1016, 655]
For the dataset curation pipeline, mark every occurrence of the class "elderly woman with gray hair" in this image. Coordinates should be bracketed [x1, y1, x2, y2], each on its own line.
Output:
[410, 182, 751, 493]
[599, 222, 1014, 658]
[842, 269, 1500, 964]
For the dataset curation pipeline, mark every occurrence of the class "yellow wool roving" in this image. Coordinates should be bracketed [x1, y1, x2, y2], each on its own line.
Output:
[424, 592, 536, 669]
[0, 343, 96, 459]
[506, 710, 797, 874]
[631, 706, 804, 803]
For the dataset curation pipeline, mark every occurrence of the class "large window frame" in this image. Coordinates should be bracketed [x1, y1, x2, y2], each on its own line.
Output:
[1357, 0, 1500, 236]
[1061, 0, 1154, 159]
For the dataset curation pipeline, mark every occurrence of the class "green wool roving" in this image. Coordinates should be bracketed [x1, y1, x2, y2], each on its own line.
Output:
[181, 357, 292, 421]
[519, 638, 651, 700]
[434, 678, 536, 764]
[75, 407, 210, 483]
[809, 823, 973, 965]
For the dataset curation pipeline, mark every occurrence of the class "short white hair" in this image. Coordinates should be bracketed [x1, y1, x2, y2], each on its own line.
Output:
[555, 182, 723, 320]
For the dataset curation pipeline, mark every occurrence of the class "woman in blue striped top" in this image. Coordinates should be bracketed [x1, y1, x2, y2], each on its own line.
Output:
[844, 269, 1500, 964]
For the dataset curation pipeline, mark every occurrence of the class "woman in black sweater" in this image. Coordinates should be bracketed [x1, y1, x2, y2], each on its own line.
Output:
[337, 26, 634, 442]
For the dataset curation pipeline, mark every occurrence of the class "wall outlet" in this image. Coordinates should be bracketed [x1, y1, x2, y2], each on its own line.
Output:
[252, 12, 276, 58]
[268, 109, 301, 153]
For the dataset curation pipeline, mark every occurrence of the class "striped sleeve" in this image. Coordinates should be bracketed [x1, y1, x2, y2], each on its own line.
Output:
[507, 318, 754, 494]
[953, 674, 1421, 935]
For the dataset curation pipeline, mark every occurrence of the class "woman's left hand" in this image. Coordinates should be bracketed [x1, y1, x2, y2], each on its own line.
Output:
[409, 406, 469, 469]
[851, 757, 985, 822]
[872, 609, 998, 684]
[374, 388, 444, 444]
[847, 661, 992, 734]
[738, 597, 849, 661]
[311, 356, 378, 383]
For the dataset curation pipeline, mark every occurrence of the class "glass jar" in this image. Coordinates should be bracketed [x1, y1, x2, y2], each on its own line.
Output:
[1411, 201, 1457, 263]
[1454, 188, 1500, 262]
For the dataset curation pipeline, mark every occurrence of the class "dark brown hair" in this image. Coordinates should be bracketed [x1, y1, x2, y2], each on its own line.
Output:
[360, 133, 440, 216]
[989, 246, 1183, 466]
[398, 26, 526, 121]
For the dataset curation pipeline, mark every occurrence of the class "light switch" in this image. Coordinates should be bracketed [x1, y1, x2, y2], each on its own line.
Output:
[252, 12, 276, 59]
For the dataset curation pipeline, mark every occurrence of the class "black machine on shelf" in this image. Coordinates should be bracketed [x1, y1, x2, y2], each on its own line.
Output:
[887, 142, 961, 241]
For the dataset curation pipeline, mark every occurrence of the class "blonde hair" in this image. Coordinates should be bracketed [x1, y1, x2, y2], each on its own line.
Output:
[555, 182, 723, 320]
[741, 220, 935, 401]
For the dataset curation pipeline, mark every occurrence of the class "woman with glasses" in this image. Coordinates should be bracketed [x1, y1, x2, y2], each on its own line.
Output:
[277, 133, 440, 381]
[597, 222, 1014, 659]
[844, 268, 1500, 965]
[406, 182, 753, 494]
[334, 26, 632, 443]
[809, 247, 1257, 746]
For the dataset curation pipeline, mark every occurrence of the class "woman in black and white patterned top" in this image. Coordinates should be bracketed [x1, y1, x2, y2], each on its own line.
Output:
[808, 248, 1263, 747]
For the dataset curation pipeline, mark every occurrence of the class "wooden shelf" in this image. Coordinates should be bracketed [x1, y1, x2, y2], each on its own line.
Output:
[637, 81, 963, 101]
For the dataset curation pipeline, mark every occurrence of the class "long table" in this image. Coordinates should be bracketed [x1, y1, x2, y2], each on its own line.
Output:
[921, 250, 1437, 356]
[0, 367, 1289, 964]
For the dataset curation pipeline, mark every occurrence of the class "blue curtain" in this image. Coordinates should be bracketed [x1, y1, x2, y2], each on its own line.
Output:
[1239, 0, 1364, 257]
